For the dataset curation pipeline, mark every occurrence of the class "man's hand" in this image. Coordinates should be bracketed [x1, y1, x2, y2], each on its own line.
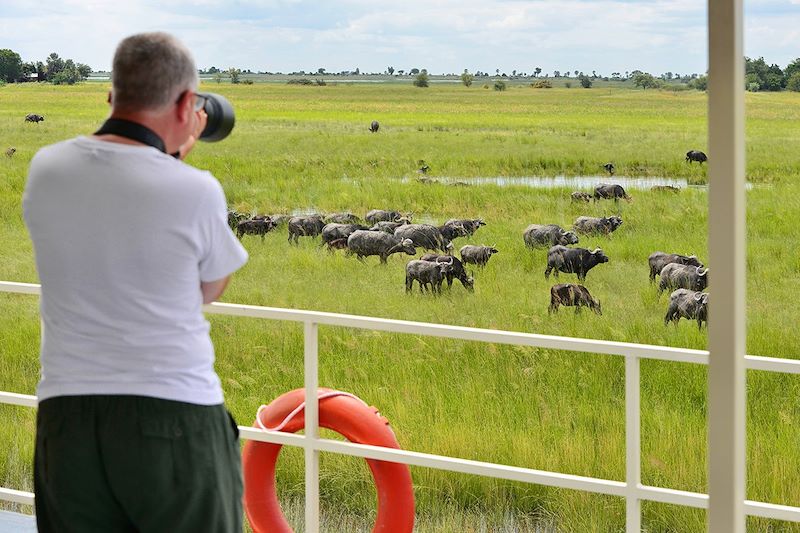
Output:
[178, 109, 208, 160]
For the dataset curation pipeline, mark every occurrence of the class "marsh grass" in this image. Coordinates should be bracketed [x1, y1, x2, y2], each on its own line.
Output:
[1, 83, 799, 531]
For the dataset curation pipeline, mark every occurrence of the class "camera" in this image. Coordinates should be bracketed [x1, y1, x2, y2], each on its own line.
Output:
[198, 93, 235, 142]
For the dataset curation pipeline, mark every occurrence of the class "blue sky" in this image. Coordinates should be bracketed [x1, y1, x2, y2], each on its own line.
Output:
[1, 1, 798, 75]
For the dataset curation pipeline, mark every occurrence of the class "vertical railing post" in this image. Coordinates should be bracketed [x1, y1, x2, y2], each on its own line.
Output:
[304, 321, 320, 533]
[707, 0, 746, 531]
[625, 355, 641, 533]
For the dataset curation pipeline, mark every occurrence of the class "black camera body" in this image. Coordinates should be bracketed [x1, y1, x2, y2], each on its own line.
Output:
[198, 92, 235, 142]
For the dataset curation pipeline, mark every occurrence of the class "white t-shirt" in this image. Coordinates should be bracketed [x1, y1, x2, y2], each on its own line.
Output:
[23, 136, 248, 405]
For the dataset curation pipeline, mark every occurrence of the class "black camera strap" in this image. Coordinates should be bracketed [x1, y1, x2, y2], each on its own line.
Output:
[95, 118, 179, 157]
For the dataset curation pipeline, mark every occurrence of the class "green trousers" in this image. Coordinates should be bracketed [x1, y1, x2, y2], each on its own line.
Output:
[34, 395, 243, 533]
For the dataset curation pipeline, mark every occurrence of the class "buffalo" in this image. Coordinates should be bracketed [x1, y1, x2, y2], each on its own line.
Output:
[658, 264, 709, 294]
[346, 231, 416, 263]
[369, 120, 379, 133]
[523, 224, 579, 248]
[648, 252, 704, 282]
[573, 216, 623, 235]
[549, 284, 602, 315]
[686, 150, 707, 164]
[594, 183, 631, 202]
[545, 246, 609, 281]
[405, 258, 454, 294]
[665, 289, 709, 329]
[25, 113, 45, 123]
[420, 253, 474, 292]
[394, 224, 452, 253]
[459, 245, 499, 268]
[571, 191, 592, 203]
[287, 215, 325, 244]
[236, 218, 275, 241]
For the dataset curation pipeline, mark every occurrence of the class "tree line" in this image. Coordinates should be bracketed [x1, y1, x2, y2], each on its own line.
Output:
[0, 49, 91, 85]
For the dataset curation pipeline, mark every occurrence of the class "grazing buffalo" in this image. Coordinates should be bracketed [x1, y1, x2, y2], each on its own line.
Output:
[287, 215, 325, 244]
[346, 231, 417, 264]
[686, 150, 707, 164]
[549, 284, 602, 315]
[648, 252, 704, 282]
[651, 185, 681, 193]
[321, 223, 368, 249]
[571, 191, 592, 203]
[324, 212, 361, 224]
[665, 289, 709, 329]
[369, 120, 380, 133]
[444, 219, 485, 236]
[658, 264, 709, 294]
[25, 114, 45, 123]
[365, 209, 411, 225]
[603, 162, 615, 175]
[394, 224, 452, 253]
[405, 258, 454, 294]
[523, 224, 579, 248]
[459, 245, 499, 268]
[593, 183, 631, 202]
[237, 218, 275, 241]
[421, 253, 474, 292]
[545, 246, 609, 281]
[573, 216, 623, 235]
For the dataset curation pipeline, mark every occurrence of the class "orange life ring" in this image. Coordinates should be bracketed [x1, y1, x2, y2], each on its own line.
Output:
[242, 388, 415, 533]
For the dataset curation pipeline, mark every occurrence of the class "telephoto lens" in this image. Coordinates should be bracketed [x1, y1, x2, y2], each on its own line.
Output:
[199, 93, 235, 142]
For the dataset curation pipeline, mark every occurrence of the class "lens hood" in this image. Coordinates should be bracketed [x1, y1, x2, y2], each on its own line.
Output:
[199, 92, 235, 142]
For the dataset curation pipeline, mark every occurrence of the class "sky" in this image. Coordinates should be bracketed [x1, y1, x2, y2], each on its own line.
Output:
[1, 0, 798, 76]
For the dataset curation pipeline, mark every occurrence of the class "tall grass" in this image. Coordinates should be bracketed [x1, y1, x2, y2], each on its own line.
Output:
[1, 83, 799, 531]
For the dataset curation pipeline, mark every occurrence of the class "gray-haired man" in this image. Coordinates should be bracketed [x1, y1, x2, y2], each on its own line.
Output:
[24, 32, 247, 532]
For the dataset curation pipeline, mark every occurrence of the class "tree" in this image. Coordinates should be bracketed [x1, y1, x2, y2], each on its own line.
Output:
[633, 72, 660, 90]
[578, 74, 592, 88]
[460, 69, 474, 87]
[0, 49, 23, 82]
[387, 66, 394, 75]
[787, 72, 800, 92]
[413, 69, 429, 87]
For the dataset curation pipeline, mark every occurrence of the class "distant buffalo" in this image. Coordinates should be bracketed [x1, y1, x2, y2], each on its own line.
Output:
[346, 230, 416, 263]
[658, 264, 709, 294]
[287, 215, 325, 244]
[25, 114, 45, 123]
[549, 283, 602, 315]
[594, 183, 631, 202]
[665, 289, 708, 329]
[573, 216, 623, 235]
[420, 253, 474, 292]
[686, 150, 707, 164]
[545, 246, 609, 281]
[369, 120, 379, 133]
[523, 224, 579, 248]
[648, 252, 704, 282]
[459, 245, 499, 268]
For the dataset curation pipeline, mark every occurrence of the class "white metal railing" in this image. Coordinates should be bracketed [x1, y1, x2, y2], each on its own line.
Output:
[1, 280, 799, 532]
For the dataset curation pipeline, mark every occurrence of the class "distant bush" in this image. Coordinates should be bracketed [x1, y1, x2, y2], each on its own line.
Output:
[288, 78, 315, 85]
[531, 79, 552, 89]
[493, 79, 506, 91]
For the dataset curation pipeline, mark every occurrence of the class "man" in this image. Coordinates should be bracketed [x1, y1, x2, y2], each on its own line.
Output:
[23, 32, 248, 532]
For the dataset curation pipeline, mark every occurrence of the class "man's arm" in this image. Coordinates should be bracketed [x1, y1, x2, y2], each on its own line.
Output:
[201, 276, 231, 304]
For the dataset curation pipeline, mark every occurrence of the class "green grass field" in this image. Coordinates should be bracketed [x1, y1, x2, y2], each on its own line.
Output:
[2, 82, 800, 531]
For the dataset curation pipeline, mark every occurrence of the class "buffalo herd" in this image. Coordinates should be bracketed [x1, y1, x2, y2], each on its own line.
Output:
[229, 174, 710, 329]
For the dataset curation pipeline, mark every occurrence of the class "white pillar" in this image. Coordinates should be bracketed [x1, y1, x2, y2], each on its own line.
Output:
[707, 0, 746, 531]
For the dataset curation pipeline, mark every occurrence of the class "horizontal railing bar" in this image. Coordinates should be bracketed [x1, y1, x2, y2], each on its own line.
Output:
[0, 487, 34, 506]
[0, 392, 37, 408]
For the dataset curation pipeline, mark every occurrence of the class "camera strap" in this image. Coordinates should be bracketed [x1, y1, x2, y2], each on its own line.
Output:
[94, 118, 179, 158]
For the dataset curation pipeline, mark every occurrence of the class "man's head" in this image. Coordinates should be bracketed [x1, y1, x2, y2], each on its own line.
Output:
[111, 32, 198, 113]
